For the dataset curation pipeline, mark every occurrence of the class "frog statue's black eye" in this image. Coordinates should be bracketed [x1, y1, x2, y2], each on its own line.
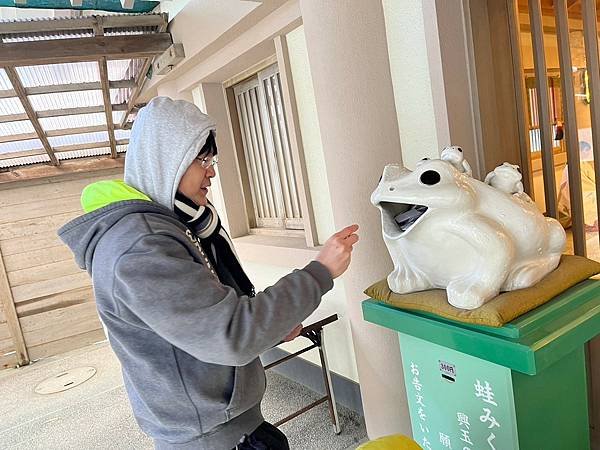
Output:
[457, 147, 463, 153]
[420, 170, 441, 186]
[421, 157, 429, 161]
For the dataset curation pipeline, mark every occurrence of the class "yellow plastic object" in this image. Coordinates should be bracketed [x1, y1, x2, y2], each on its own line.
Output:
[356, 434, 422, 450]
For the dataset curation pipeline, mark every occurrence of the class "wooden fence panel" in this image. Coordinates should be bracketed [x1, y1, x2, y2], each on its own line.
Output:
[0, 167, 120, 369]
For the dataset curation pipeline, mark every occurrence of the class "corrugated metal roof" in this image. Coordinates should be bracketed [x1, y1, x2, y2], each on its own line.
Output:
[111, 87, 130, 105]
[0, 144, 127, 168]
[0, 138, 43, 154]
[112, 110, 125, 124]
[17, 62, 100, 86]
[0, 13, 160, 167]
[107, 59, 131, 81]
[0, 68, 12, 90]
[2, 31, 94, 43]
[0, 153, 49, 167]
[0, 120, 35, 136]
[0, 13, 166, 43]
[48, 130, 110, 147]
[39, 112, 106, 130]
[114, 128, 130, 140]
[0, 97, 25, 115]
[29, 90, 104, 111]
[57, 143, 127, 160]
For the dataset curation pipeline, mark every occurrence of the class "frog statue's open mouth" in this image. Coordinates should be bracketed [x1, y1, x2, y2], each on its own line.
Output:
[378, 201, 428, 238]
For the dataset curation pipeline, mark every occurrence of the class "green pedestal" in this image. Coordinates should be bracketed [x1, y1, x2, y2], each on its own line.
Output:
[362, 279, 600, 450]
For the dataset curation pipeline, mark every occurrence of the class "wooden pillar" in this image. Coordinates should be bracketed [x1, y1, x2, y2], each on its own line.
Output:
[0, 246, 29, 367]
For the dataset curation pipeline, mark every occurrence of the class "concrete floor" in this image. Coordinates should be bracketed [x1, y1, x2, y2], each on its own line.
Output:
[0, 341, 367, 449]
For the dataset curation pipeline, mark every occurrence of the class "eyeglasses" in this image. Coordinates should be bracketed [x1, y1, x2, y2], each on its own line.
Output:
[195, 154, 218, 169]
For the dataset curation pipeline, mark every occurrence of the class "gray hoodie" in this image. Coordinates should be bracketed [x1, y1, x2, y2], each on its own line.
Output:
[58, 97, 333, 449]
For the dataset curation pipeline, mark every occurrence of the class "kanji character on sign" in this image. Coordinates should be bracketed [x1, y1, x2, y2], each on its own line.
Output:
[439, 432, 452, 449]
[460, 429, 473, 445]
[480, 408, 501, 429]
[416, 393, 426, 407]
[457, 412, 470, 429]
[474, 379, 498, 406]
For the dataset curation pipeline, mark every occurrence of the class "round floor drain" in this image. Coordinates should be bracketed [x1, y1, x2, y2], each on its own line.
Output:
[34, 366, 97, 395]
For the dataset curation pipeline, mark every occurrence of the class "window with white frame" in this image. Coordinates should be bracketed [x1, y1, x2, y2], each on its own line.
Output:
[232, 63, 304, 232]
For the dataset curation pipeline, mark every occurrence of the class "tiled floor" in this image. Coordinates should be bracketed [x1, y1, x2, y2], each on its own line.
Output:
[0, 341, 367, 449]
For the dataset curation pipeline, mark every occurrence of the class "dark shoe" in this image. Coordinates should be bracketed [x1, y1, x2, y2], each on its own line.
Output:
[235, 422, 289, 450]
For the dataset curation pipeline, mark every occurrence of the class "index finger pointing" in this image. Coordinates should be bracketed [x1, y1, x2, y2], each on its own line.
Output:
[335, 224, 359, 239]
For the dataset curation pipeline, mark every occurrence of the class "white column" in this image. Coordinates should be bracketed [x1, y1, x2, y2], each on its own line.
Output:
[199, 83, 249, 238]
[299, 0, 411, 439]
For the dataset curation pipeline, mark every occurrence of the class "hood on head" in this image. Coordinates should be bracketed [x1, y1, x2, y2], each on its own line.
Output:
[124, 96, 216, 210]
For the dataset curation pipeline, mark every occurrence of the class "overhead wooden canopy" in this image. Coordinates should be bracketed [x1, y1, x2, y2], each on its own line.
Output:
[0, 33, 172, 66]
[0, 13, 169, 169]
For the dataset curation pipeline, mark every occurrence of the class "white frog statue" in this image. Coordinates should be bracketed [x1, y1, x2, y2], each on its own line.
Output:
[371, 158, 566, 310]
[484, 162, 524, 194]
[441, 145, 472, 176]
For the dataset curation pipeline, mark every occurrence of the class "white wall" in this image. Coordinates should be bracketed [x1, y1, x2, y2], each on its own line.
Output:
[273, 25, 357, 381]
[382, 0, 441, 169]
[244, 260, 357, 381]
[286, 25, 335, 244]
[156, 4, 358, 383]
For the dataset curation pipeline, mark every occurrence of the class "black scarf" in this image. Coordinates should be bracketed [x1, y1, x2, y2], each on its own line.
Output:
[174, 192, 255, 297]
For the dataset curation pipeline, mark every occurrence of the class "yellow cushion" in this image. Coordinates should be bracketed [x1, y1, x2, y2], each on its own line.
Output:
[356, 434, 422, 450]
[364, 255, 600, 327]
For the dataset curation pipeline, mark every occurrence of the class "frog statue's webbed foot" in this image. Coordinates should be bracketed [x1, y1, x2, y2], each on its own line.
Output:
[387, 265, 432, 294]
[446, 278, 499, 310]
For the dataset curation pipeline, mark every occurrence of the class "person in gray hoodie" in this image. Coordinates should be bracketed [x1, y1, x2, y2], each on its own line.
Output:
[58, 97, 359, 450]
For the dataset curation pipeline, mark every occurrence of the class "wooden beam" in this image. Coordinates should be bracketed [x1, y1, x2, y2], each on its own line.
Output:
[0, 132, 38, 144]
[0, 156, 125, 185]
[0, 33, 172, 67]
[0, 149, 44, 161]
[120, 18, 169, 129]
[56, 139, 128, 153]
[507, 0, 535, 197]
[528, 0, 558, 218]
[30, 80, 135, 95]
[0, 104, 128, 124]
[0, 113, 28, 123]
[582, 0, 600, 252]
[0, 125, 111, 144]
[0, 13, 167, 35]
[0, 89, 15, 99]
[0, 246, 29, 367]
[4, 67, 59, 166]
[98, 58, 117, 158]
[46, 125, 110, 138]
[555, 0, 586, 255]
[120, 58, 151, 129]
[92, 16, 104, 37]
[37, 104, 128, 118]
[0, 139, 128, 160]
